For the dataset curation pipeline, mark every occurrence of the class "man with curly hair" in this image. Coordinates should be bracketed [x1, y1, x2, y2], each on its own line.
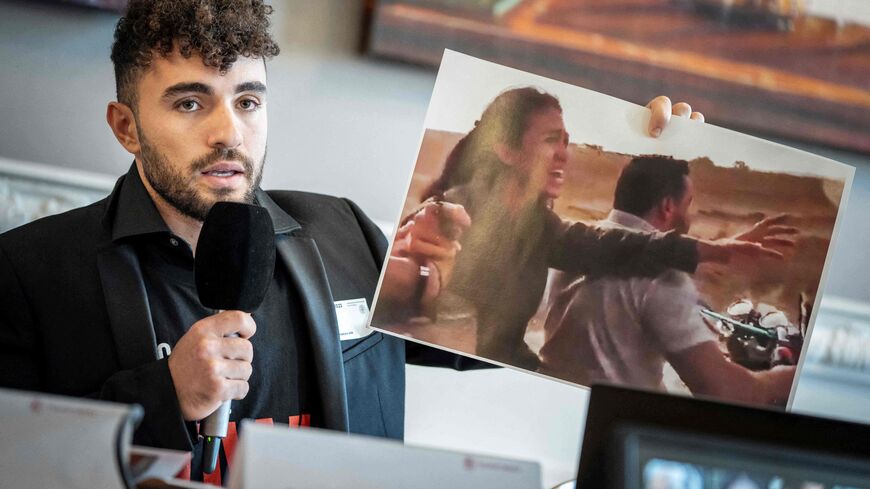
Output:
[0, 0, 402, 482]
[0, 0, 701, 483]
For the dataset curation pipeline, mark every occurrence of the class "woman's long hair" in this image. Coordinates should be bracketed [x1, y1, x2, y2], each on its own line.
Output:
[422, 87, 562, 202]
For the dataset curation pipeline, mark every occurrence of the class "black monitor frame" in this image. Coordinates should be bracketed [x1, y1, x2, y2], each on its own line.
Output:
[577, 384, 870, 488]
[618, 425, 870, 488]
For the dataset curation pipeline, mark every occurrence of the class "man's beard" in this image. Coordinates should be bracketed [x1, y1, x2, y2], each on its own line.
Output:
[138, 131, 264, 222]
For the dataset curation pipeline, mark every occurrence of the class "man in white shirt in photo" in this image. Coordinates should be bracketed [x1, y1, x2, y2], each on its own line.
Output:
[538, 155, 796, 405]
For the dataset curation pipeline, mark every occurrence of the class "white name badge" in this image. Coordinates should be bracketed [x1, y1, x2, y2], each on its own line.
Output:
[335, 298, 373, 340]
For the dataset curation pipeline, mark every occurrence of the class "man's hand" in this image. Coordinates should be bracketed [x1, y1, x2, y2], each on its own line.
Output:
[755, 365, 797, 406]
[696, 238, 785, 264]
[394, 201, 471, 261]
[696, 215, 798, 264]
[734, 214, 798, 249]
[393, 201, 471, 288]
[646, 95, 705, 137]
[167, 311, 256, 421]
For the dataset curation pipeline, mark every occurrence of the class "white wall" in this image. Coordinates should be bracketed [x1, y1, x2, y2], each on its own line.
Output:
[807, 0, 870, 26]
[1, 1, 868, 486]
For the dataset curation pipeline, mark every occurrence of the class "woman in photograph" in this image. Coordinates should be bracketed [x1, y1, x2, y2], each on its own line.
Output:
[394, 87, 777, 370]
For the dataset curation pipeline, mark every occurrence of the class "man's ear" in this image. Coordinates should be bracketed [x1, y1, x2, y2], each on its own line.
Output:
[660, 196, 677, 220]
[106, 101, 140, 155]
[494, 142, 516, 167]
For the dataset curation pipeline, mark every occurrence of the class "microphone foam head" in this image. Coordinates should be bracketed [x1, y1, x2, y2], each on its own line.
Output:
[195, 201, 276, 312]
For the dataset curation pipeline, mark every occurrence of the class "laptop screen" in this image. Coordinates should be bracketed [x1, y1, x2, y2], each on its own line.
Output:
[619, 427, 870, 489]
[577, 385, 870, 489]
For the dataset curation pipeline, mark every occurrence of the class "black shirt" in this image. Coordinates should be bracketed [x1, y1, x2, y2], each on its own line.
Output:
[114, 168, 320, 482]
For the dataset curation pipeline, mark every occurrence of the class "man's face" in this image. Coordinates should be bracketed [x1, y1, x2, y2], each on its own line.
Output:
[132, 51, 268, 221]
[512, 107, 570, 200]
[668, 176, 694, 234]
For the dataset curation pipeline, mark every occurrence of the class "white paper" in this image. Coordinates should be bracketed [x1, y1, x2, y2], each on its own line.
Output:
[0, 387, 141, 489]
[368, 50, 855, 409]
[228, 421, 542, 489]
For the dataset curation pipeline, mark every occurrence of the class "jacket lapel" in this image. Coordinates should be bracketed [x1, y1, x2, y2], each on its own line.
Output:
[276, 235, 350, 432]
[97, 242, 158, 370]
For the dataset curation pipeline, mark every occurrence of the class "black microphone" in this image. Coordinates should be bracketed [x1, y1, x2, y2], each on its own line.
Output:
[194, 201, 276, 474]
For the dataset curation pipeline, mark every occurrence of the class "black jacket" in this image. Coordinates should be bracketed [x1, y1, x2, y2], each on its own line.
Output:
[0, 168, 438, 449]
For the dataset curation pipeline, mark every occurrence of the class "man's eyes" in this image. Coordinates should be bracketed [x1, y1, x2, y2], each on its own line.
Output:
[172, 97, 262, 113]
[175, 99, 202, 112]
[545, 134, 570, 145]
[237, 98, 262, 111]
[175, 98, 263, 112]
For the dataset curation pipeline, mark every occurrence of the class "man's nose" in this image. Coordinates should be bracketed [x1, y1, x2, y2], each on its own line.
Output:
[556, 138, 569, 161]
[207, 103, 243, 149]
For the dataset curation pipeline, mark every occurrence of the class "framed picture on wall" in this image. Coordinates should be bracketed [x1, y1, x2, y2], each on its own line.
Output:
[365, 0, 870, 154]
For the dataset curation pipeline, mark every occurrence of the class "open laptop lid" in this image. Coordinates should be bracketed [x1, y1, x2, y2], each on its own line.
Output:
[618, 427, 870, 488]
[577, 384, 870, 488]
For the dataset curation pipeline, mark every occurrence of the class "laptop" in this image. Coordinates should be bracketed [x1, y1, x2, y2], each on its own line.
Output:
[577, 385, 870, 488]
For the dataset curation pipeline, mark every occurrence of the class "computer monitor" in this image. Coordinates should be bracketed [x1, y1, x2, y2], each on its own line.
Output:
[620, 427, 870, 488]
[577, 385, 870, 489]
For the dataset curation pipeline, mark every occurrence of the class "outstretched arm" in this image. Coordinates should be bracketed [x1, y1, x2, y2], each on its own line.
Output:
[548, 217, 700, 276]
[640, 272, 794, 406]
[668, 341, 796, 405]
[550, 214, 787, 276]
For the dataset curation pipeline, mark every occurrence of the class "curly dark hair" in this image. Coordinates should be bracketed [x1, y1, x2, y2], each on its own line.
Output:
[111, 0, 280, 108]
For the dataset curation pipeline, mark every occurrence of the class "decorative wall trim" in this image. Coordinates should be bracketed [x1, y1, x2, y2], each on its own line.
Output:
[0, 157, 116, 234]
